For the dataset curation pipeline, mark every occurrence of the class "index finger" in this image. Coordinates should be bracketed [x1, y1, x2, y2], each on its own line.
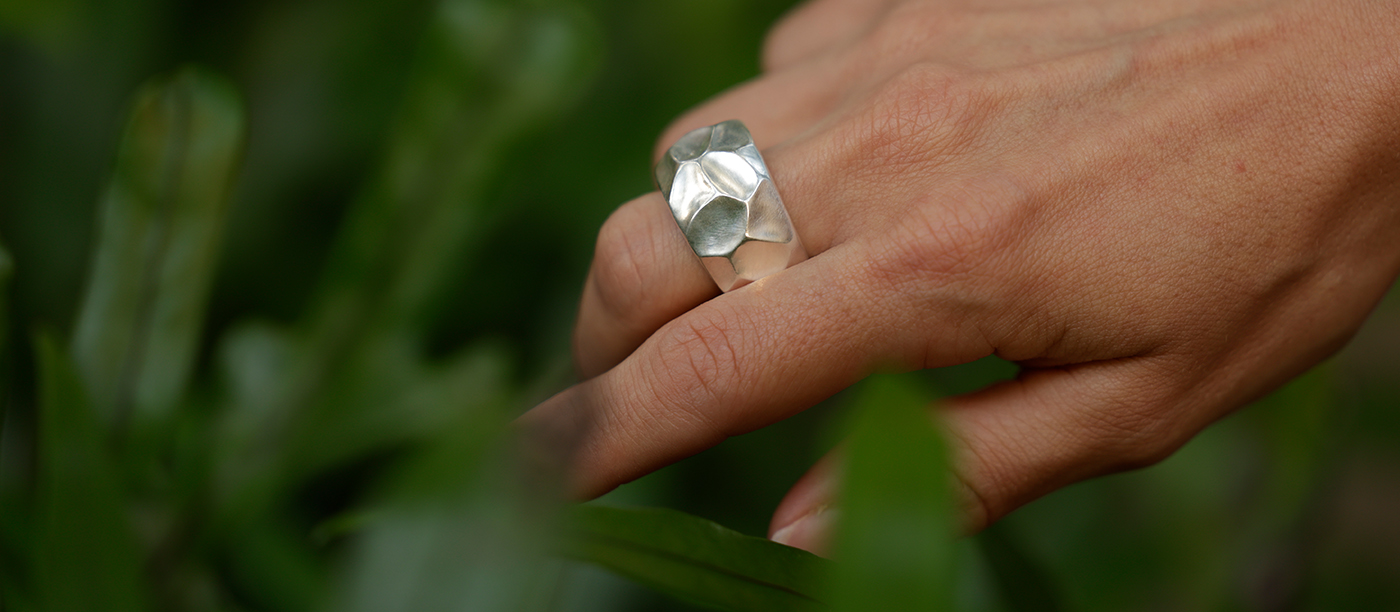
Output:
[525, 242, 991, 498]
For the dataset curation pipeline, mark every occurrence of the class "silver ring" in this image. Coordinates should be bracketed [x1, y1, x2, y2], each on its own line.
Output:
[654, 120, 807, 292]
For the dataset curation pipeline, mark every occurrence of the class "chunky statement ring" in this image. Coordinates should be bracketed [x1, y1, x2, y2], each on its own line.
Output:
[654, 120, 807, 292]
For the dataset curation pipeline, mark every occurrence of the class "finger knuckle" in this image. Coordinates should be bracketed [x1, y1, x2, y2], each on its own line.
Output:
[948, 429, 1017, 526]
[866, 65, 998, 167]
[865, 176, 1026, 294]
[648, 308, 748, 418]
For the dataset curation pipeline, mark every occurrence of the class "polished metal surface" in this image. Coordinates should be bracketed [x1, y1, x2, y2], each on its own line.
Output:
[654, 120, 807, 292]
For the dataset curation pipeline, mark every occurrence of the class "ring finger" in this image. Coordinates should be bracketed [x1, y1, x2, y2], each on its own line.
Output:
[575, 71, 851, 379]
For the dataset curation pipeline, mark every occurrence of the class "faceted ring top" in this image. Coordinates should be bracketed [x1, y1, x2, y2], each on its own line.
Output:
[653, 120, 808, 292]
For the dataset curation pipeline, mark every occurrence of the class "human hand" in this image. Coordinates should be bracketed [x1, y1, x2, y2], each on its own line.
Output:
[523, 0, 1400, 554]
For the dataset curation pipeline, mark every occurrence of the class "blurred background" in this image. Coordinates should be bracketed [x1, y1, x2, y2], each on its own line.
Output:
[1, 0, 1398, 610]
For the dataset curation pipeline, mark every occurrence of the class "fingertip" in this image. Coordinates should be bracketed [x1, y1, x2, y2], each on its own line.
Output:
[769, 451, 841, 555]
[770, 505, 839, 557]
[772, 451, 839, 527]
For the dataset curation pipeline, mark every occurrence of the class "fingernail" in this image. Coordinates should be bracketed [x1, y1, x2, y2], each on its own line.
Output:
[771, 505, 839, 556]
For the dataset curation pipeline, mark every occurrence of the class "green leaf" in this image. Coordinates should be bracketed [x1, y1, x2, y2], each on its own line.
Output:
[563, 504, 833, 612]
[830, 374, 957, 612]
[224, 0, 601, 504]
[209, 0, 600, 557]
[283, 339, 511, 484]
[32, 332, 150, 612]
[330, 408, 559, 612]
[307, 0, 601, 341]
[71, 66, 245, 430]
[977, 521, 1064, 612]
[333, 500, 556, 612]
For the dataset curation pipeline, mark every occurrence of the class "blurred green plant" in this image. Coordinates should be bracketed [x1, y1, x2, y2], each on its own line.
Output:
[829, 375, 957, 612]
[1, 1, 913, 611]
[34, 332, 149, 612]
[72, 67, 243, 435]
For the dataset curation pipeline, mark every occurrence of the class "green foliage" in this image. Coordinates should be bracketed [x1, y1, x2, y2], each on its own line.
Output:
[563, 505, 832, 612]
[71, 67, 244, 431]
[33, 334, 150, 612]
[830, 375, 957, 612]
[5, 1, 611, 610]
[330, 408, 556, 612]
[308, 0, 600, 338]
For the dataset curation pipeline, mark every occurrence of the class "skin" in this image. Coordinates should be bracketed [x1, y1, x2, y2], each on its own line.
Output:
[521, 0, 1400, 555]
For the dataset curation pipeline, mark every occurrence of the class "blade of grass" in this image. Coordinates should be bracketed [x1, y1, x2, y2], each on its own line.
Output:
[562, 504, 832, 612]
[830, 374, 957, 612]
[32, 332, 150, 612]
[71, 66, 245, 431]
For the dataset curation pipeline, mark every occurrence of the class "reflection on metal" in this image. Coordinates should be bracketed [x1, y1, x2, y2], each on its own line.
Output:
[655, 120, 807, 292]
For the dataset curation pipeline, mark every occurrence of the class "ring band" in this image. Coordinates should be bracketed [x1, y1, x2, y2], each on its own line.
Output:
[654, 120, 807, 292]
